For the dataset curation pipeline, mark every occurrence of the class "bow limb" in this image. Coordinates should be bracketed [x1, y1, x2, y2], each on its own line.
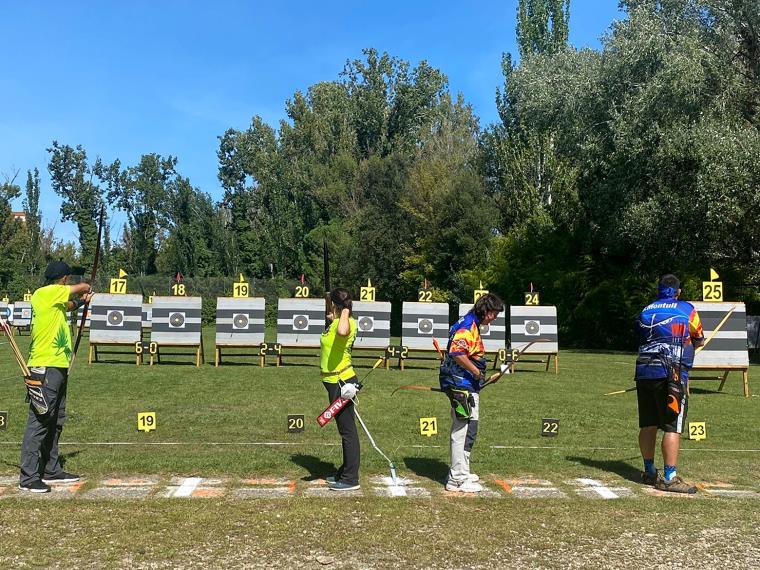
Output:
[69, 204, 105, 373]
[390, 385, 444, 397]
[323, 240, 332, 330]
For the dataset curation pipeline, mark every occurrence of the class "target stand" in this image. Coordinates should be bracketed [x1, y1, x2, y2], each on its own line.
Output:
[509, 305, 559, 373]
[214, 297, 266, 366]
[11, 301, 32, 335]
[397, 301, 449, 370]
[273, 298, 325, 364]
[689, 302, 750, 397]
[88, 294, 144, 365]
[149, 296, 204, 367]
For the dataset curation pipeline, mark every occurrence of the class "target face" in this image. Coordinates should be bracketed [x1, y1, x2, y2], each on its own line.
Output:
[169, 312, 186, 329]
[106, 310, 125, 327]
[232, 313, 249, 330]
[293, 314, 309, 330]
[1, 307, 10, 319]
[358, 316, 375, 332]
[479, 323, 491, 336]
[524, 320, 541, 336]
[21, 309, 32, 319]
[417, 318, 434, 335]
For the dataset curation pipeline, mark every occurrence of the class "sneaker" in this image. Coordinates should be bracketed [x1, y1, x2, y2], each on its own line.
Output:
[655, 475, 697, 494]
[467, 473, 480, 483]
[325, 476, 336, 483]
[18, 480, 51, 493]
[445, 479, 484, 493]
[328, 480, 360, 491]
[42, 472, 80, 484]
[640, 470, 659, 486]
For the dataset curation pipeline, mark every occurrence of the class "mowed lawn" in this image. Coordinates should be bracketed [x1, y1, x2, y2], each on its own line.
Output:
[1, 328, 759, 569]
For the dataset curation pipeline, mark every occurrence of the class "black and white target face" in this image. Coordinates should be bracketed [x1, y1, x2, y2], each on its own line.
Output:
[1, 307, 9, 319]
[417, 318, 434, 335]
[106, 310, 124, 327]
[358, 316, 374, 332]
[21, 308, 31, 319]
[169, 312, 186, 329]
[232, 313, 249, 330]
[479, 323, 491, 336]
[524, 320, 541, 336]
[293, 314, 309, 330]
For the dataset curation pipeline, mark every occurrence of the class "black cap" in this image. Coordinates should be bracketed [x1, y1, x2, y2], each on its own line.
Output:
[44, 260, 71, 281]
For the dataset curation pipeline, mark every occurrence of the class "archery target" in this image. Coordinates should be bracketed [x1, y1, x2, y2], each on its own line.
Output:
[107, 310, 125, 327]
[276, 298, 324, 347]
[232, 313, 249, 330]
[169, 312, 186, 329]
[417, 318, 433, 334]
[358, 316, 374, 331]
[402, 301, 449, 350]
[13, 301, 32, 327]
[89, 294, 142, 344]
[691, 302, 748, 368]
[353, 301, 391, 348]
[510, 305, 558, 354]
[151, 296, 202, 345]
[293, 315, 309, 330]
[0, 302, 9, 321]
[524, 320, 541, 336]
[458, 304, 506, 352]
[215, 297, 265, 346]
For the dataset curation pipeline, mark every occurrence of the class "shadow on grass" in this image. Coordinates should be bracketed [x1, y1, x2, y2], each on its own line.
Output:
[565, 454, 641, 483]
[688, 386, 731, 395]
[60, 450, 84, 469]
[291, 453, 337, 481]
[402, 457, 448, 484]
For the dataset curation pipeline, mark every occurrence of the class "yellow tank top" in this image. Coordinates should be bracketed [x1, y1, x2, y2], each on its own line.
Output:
[319, 316, 357, 383]
[27, 284, 72, 368]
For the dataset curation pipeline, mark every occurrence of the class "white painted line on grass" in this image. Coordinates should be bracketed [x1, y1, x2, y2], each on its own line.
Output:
[576, 478, 619, 499]
[1, 442, 759, 453]
[173, 477, 202, 497]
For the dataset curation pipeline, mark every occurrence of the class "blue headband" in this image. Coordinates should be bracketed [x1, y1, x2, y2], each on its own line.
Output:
[657, 284, 678, 299]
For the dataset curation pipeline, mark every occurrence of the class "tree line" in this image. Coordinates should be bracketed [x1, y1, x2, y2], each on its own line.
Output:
[1, 0, 758, 348]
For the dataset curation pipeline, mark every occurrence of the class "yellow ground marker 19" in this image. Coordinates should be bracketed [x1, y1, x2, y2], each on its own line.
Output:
[137, 412, 156, 432]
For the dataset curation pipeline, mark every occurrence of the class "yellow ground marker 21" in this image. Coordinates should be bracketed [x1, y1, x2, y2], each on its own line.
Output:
[419, 417, 438, 437]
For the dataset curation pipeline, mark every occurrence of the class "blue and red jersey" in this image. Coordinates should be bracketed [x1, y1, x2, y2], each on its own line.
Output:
[635, 295, 704, 382]
[439, 311, 487, 392]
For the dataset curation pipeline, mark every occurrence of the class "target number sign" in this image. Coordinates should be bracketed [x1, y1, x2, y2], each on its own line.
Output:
[474, 288, 489, 303]
[418, 288, 432, 303]
[23, 292, 32, 302]
[1, 296, 8, 303]
[233, 282, 250, 298]
[701, 282, 723, 302]
[110, 278, 127, 294]
[171, 283, 186, 296]
[259, 342, 283, 356]
[385, 345, 409, 359]
[541, 418, 559, 437]
[0, 411, 7, 431]
[295, 285, 310, 298]
[360, 285, 376, 302]
[287, 414, 305, 433]
[137, 412, 156, 432]
[419, 417, 438, 437]
[525, 292, 540, 305]
[688, 421, 706, 441]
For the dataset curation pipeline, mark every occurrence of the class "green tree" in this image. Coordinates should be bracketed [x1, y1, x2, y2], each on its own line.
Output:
[517, 0, 570, 58]
[23, 168, 43, 275]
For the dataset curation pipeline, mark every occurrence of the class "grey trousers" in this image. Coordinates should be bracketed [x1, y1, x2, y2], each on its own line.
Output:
[19, 367, 68, 485]
[448, 392, 479, 483]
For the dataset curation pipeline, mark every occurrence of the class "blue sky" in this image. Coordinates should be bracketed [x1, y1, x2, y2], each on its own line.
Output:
[1, 1, 624, 243]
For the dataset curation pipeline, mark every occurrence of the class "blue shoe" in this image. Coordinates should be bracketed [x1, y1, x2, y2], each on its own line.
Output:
[328, 480, 360, 491]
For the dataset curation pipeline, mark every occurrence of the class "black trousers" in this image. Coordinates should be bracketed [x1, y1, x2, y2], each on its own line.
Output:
[324, 380, 360, 485]
[20, 367, 68, 485]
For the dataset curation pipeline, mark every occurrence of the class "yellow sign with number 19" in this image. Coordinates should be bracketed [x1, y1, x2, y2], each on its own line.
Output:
[137, 412, 156, 432]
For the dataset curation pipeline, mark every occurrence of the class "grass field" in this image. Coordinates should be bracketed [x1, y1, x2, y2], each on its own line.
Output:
[1, 328, 759, 569]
